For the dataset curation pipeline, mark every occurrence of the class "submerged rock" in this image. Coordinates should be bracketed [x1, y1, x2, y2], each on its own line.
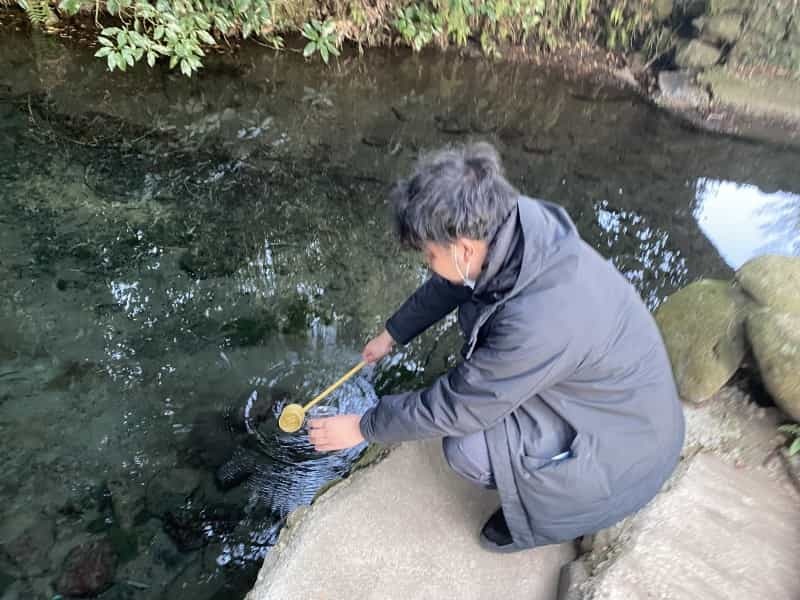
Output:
[736, 254, 800, 313]
[746, 308, 800, 421]
[1, 520, 55, 577]
[55, 539, 117, 598]
[145, 467, 203, 517]
[216, 446, 258, 490]
[45, 360, 98, 391]
[162, 504, 242, 552]
[655, 279, 748, 402]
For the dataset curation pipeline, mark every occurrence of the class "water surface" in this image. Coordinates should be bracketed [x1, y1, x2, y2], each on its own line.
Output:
[1, 21, 799, 600]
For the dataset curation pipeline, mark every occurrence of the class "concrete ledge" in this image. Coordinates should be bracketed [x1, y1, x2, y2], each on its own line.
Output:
[586, 452, 800, 600]
[247, 439, 575, 600]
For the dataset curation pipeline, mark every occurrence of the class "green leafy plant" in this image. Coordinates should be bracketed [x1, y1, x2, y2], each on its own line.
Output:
[779, 424, 800, 456]
[603, 0, 654, 51]
[302, 19, 340, 63]
[56, 0, 81, 14]
[7, 0, 665, 75]
[16, 0, 55, 26]
[392, 4, 443, 51]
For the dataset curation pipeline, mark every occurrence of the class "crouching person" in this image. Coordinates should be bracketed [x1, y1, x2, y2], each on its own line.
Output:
[308, 142, 685, 552]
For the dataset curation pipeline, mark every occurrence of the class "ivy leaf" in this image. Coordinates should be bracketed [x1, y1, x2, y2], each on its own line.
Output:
[329, 44, 340, 57]
[121, 48, 134, 66]
[147, 50, 156, 67]
[94, 46, 112, 58]
[169, 54, 179, 69]
[322, 20, 336, 37]
[301, 23, 316, 40]
[97, 36, 114, 47]
[57, 0, 81, 16]
[320, 44, 329, 64]
[107, 52, 116, 72]
[197, 30, 215, 44]
[180, 58, 192, 77]
[214, 15, 229, 32]
[153, 25, 165, 40]
[303, 41, 316, 57]
[791, 437, 800, 456]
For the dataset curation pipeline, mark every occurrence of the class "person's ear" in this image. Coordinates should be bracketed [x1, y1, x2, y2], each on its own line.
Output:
[459, 238, 477, 261]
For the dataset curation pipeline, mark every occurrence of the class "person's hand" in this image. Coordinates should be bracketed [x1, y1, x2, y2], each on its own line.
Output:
[362, 329, 395, 364]
[307, 415, 365, 452]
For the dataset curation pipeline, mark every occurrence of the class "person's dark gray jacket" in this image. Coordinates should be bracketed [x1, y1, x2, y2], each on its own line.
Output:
[359, 196, 685, 548]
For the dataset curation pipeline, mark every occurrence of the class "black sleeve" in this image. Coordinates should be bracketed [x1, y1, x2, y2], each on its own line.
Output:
[385, 274, 472, 345]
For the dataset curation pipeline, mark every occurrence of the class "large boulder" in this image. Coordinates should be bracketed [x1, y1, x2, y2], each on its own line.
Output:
[655, 279, 748, 402]
[746, 308, 800, 421]
[736, 254, 800, 313]
[675, 39, 722, 69]
[695, 13, 743, 45]
[708, 0, 750, 14]
[653, 0, 675, 20]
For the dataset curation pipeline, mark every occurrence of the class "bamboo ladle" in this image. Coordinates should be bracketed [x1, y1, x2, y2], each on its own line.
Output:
[277, 361, 367, 433]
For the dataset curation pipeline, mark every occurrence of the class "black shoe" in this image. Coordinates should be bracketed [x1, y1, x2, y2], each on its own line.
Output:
[479, 508, 517, 553]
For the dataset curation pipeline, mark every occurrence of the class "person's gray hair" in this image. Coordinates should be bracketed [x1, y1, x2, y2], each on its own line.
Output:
[389, 142, 518, 250]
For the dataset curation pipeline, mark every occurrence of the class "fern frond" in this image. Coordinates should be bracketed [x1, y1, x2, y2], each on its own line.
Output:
[16, 0, 55, 26]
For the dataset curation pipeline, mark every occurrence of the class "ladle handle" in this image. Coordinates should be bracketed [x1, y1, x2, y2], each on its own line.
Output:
[301, 360, 367, 414]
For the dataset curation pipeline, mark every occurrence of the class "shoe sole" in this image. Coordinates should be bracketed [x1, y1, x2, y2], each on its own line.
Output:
[478, 533, 525, 554]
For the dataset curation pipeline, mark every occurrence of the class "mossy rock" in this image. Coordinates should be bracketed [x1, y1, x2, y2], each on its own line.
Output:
[747, 308, 800, 421]
[736, 255, 800, 313]
[675, 40, 722, 69]
[655, 279, 748, 403]
[695, 13, 743, 44]
[698, 69, 800, 121]
[708, 0, 749, 15]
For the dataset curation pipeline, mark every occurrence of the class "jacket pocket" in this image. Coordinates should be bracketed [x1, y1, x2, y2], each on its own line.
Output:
[521, 432, 612, 506]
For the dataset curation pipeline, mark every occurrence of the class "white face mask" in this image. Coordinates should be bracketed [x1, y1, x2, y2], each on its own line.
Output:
[452, 245, 476, 289]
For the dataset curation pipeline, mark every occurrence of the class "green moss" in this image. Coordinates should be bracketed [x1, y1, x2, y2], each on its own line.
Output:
[655, 279, 749, 403]
[747, 309, 800, 422]
[736, 255, 800, 313]
[311, 477, 344, 502]
[311, 444, 390, 503]
[351, 443, 390, 472]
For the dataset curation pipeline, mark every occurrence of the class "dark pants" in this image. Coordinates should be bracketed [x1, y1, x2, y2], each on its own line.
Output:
[442, 431, 496, 489]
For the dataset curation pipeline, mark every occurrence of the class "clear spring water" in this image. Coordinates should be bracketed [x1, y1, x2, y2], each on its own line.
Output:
[1, 18, 799, 600]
